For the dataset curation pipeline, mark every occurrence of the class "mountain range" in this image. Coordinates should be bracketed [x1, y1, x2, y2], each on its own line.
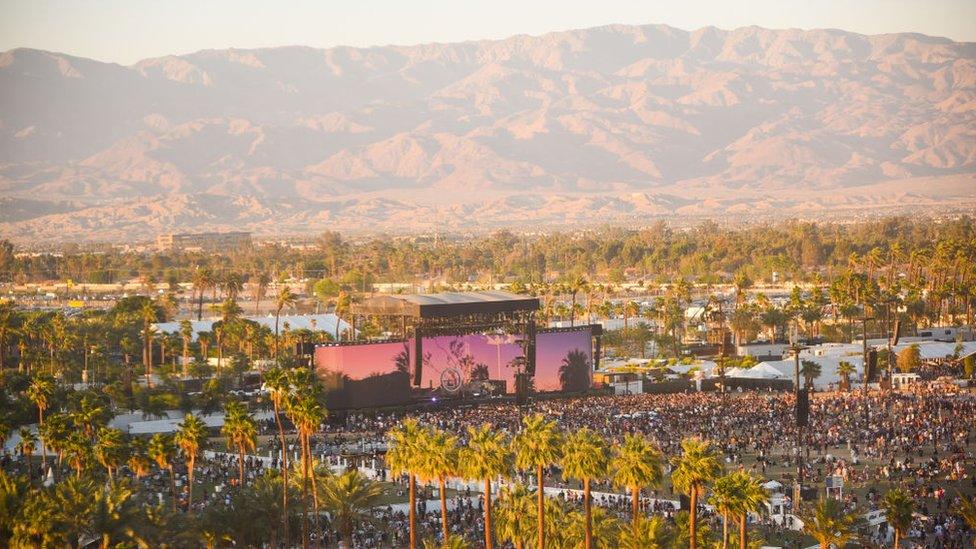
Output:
[1, 23, 975, 242]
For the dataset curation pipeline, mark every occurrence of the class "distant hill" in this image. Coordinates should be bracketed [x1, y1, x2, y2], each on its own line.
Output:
[1, 24, 974, 242]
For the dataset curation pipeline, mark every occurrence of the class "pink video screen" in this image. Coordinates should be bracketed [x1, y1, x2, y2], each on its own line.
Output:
[314, 328, 592, 405]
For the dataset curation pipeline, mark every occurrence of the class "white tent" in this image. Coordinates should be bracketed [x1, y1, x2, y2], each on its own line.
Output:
[732, 362, 787, 380]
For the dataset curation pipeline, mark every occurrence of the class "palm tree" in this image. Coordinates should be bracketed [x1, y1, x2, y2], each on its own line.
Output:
[175, 413, 208, 510]
[459, 424, 512, 549]
[568, 275, 588, 327]
[274, 286, 297, 361]
[493, 483, 536, 549]
[619, 516, 671, 549]
[418, 427, 459, 543]
[837, 361, 855, 391]
[800, 360, 822, 389]
[801, 497, 861, 549]
[955, 493, 976, 549]
[24, 376, 54, 468]
[192, 268, 214, 321]
[671, 438, 724, 549]
[611, 433, 664, 524]
[560, 428, 609, 549]
[252, 272, 272, 315]
[334, 290, 351, 341]
[94, 427, 127, 484]
[126, 437, 152, 479]
[263, 366, 292, 546]
[320, 469, 384, 547]
[710, 471, 767, 549]
[513, 413, 563, 549]
[140, 298, 161, 388]
[148, 433, 179, 511]
[222, 400, 258, 486]
[286, 394, 325, 549]
[386, 418, 426, 549]
[882, 488, 914, 549]
[17, 428, 36, 478]
[179, 319, 193, 379]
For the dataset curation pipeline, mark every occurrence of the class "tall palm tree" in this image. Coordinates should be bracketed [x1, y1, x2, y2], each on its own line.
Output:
[140, 298, 160, 388]
[179, 319, 193, 379]
[24, 375, 54, 468]
[459, 424, 512, 549]
[386, 418, 426, 549]
[263, 366, 292, 546]
[837, 361, 855, 391]
[611, 433, 664, 524]
[222, 400, 258, 486]
[175, 413, 208, 510]
[252, 272, 272, 315]
[735, 472, 768, 549]
[192, 268, 214, 321]
[126, 437, 152, 479]
[560, 428, 610, 549]
[148, 433, 179, 511]
[320, 469, 384, 547]
[418, 427, 459, 543]
[882, 488, 914, 549]
[671, 438, 724, 549]
[286, 394, 325, 549]
[17, 427, 36, 479]
[94, 427, 127, 484]
[274, 286, 297, 361]
[513, 413, 563, 549]
[801, 497, 861, 549]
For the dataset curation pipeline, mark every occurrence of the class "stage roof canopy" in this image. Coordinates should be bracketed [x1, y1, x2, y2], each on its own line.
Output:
[353, 290, 539, 318]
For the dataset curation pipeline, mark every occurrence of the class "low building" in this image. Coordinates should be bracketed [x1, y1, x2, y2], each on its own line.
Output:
[156, 231, 252, 252]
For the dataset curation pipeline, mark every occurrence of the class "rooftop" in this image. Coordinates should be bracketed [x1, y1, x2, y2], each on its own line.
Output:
[353, 290, 539, 318]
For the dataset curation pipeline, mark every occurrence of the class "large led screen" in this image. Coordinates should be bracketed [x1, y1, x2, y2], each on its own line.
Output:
[314, 328, 593, 408]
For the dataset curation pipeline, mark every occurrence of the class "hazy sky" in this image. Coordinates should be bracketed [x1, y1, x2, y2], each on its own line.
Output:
[2, 0, 974, 64]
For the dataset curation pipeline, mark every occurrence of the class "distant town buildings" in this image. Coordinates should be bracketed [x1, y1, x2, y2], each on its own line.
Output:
[156, 231, 252, 252]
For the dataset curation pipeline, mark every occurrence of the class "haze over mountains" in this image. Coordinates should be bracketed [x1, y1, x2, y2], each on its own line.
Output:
[1, 23, 975, 243]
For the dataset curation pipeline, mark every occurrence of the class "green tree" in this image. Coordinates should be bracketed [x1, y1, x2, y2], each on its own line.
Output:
[459, 424, 512, 549]
[320, 469, 384, 547]
[17, 428, 36, 479]
[611, 433, 664, 524]
[801, 497, 861, 549]
[274, 286, 297, 362]
[897, 344, 921, 373]
[493, 483, 536, 549]
[148, 433, 179, 510]
[618, 516, 671, 549]
[513, 413, 564, 549]
[417, 427, 459, 543]
[24, 375, 54, 467]
[386, 418, 426, 549]
[175, 413, 208, 510]
[671, 438, 724, 549]
[222, 400, 258, 486]
[94, 427, 128, 484]
[881, 488, 914, 549]
[560, 428, 610, 549]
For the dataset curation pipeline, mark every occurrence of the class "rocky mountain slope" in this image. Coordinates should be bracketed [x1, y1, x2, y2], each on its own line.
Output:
[1, 24, 974, 242]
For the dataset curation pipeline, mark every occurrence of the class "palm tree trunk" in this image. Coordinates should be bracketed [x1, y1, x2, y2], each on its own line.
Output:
[631, 485, 640, 524]
[238, 446, 245, 485]
[484, 477, 493, 549]
[169, 465, 178, 512]
[408, 473, 417, 549]
[188, 456, 195, 509]
[302, 436, 309, 549]
[439, 476, 449, 542]
[689, 490, 698, 549]
[722, 511, 728, 549]
[739, 512, 747, 549]
[537, 464, 545, 549]
[274, 402, 290, 549]
[893, 528, 899, 549]
[583, 478, 592, 549]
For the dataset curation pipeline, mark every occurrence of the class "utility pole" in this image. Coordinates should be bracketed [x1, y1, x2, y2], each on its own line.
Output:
[861, 312, 874, 427]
